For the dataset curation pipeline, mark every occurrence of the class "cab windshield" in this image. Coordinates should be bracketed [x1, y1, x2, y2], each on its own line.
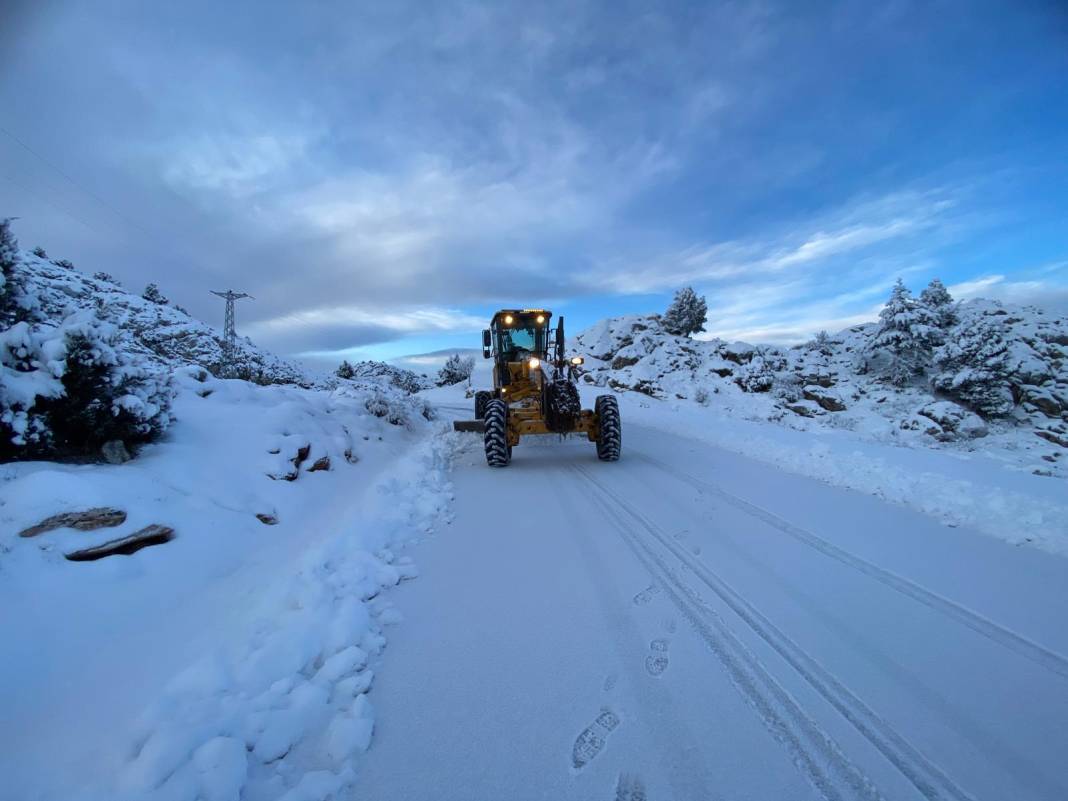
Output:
[496, 318, 547, 358]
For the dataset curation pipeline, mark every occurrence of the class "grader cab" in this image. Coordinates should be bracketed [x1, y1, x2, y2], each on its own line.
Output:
[453, 309, 621, 467]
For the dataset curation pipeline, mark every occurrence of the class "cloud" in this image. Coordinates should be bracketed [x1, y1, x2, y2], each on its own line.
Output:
[584, 190, 956, 294]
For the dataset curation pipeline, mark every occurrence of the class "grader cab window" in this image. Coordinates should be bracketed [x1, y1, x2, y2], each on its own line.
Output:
[495, 316, 547, 359]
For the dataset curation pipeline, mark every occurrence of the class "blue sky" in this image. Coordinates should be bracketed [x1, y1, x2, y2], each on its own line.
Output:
[1, 0, 1067, 368]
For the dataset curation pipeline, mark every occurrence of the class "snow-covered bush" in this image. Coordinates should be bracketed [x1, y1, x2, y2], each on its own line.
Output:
[867, 279, 939, 386]
[662, 287, 708, 337]
[734, 351, 775, 392]
[93, 271, 120, 285]
[920, 278, 958, 331]
[348, 360, 431, 394]
[1, 312, 173, 461]
[336, 359, 355, 379]
[694, 386, 711, 405]
[931, 316, 1014, 417]
[142, 282, 169, 305]
[31, 246, 47, 258]
[437, 353, 474, 386]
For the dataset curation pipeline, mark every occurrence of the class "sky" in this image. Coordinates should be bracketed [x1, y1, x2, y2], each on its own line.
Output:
[2, 0, 1067, 370]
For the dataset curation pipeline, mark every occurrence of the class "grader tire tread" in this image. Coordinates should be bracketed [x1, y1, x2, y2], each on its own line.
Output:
[484, 399, 511, 467]
[474, 390, 492, 420]
[595, 394, 622, 461]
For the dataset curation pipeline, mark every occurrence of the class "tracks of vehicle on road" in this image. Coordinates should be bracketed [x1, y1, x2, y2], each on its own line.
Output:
[571, 464, 887, 801]
[627, 447, 1068, 681]
[574, 464, 979, 801]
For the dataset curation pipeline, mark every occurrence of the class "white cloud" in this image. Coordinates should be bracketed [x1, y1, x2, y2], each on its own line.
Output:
[246, 304, 485, 337]
[584, 191, 955, 294]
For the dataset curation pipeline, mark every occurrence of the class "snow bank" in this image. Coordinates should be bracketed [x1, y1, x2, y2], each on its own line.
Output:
[0, 369, 457, 801]
[614, 394, 1068, 555]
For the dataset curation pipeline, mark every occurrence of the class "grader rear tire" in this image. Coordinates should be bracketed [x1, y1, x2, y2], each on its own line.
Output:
[595, 395, 621, 461]
[484, 399, 511, 467]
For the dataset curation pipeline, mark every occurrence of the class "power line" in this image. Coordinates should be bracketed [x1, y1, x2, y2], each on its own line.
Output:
[0, 125, 156, 240]
[0, 170, 99, 234]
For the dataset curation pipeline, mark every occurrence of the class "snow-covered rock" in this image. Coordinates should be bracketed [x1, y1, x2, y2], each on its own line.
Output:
[573, 297, 1068, 478]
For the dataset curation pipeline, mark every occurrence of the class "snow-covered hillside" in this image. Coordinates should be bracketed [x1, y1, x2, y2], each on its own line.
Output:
[574, 298, 1068, 479]
[13, 251, 314, 386]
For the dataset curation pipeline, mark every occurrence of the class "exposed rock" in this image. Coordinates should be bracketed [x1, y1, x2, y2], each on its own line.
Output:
[917, 401, 988, 440]
[19, 507, 127, 538]
[610, 355, 640, 370]
[1022, 387, 1064, 418]
[785, 400, 824, 418]
[1035, 429, 1068, 448]
[101, 440, 132, 464]
[256, 513, 279, 525]
[803, 385, 847, 412]
[293, 444, 311, 469]
[901, 414, 944, 437]
[309, 455, 331, 472]
[65, 524, 175, 562]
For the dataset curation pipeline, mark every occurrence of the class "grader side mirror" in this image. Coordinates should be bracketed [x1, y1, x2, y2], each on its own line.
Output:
[482, 329, 492, 358]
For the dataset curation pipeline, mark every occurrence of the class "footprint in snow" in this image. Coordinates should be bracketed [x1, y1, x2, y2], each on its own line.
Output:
[615, 773, 648, 801]
[632, 585, 660, 606]
[572, 708, 621, 770]
[644, 639, 670, 677]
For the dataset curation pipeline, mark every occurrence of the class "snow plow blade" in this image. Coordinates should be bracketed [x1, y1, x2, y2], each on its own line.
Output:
[453, 420, 486, 433]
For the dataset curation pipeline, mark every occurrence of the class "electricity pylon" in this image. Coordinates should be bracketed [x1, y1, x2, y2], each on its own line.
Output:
[210, 290, 253, 361]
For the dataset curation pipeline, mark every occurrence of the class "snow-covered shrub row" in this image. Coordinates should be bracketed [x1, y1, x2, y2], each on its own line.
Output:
[574, 280, 1068, 475]
[338, 360, 432, 394]
[1, 223, 172, 461]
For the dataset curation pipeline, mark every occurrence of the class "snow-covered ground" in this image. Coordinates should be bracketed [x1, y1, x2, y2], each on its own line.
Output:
[0, 370, 454, 801]
[357, 381, 1068, 801]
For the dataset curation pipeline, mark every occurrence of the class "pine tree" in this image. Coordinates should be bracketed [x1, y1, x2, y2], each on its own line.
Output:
[0, 218, 18, 322]
[662, 287, 708, 337]
[437, 353, 475, 386]
[868, 279, 939, 386]
[336, 360, 355, 379]
[920, 278, 957, 330]
[143, 283, 169, 305]
[931, 315, 1014, 417]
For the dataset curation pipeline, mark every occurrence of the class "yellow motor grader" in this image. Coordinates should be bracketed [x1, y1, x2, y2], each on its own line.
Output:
[453, 309, 621, 466]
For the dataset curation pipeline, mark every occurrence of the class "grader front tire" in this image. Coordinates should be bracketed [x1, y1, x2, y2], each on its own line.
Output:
[484, 399, 511, 467]
[595, 395, 621, 461]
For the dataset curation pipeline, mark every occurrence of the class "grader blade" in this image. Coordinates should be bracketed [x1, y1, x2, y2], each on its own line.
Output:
[453, 420, 486, 433]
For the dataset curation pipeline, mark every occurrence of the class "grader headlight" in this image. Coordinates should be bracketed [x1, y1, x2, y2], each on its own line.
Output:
[503, 314, 514, 325]
[536, 314, 545, 324]
[528, 357, 540, 370]
[570, 356, 584, 365]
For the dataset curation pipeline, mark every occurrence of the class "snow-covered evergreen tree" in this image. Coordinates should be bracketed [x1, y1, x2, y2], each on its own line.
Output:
[31, 246, 47, 258]
[868, 279, 939, 386]
[808, 329, 834, 356]
[920, 278, 958, 330]
[336, 359, 355, 379]
[437, 353, 475, 386]
[662, 287, 708, 337]
[0, 218, 18, 321]
[931, 315, 1014, 417]
[37, 314, 173, 458]
[143, 282, 169, 305]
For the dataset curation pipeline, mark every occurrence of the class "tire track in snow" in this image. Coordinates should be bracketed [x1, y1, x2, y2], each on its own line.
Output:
[630, 449, 1068, 681]
[576, 465, 977, 801]
[572, 467, 885, 801]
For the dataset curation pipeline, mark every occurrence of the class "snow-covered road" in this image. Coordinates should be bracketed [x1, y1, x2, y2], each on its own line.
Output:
[357, 412, 1068, 801]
